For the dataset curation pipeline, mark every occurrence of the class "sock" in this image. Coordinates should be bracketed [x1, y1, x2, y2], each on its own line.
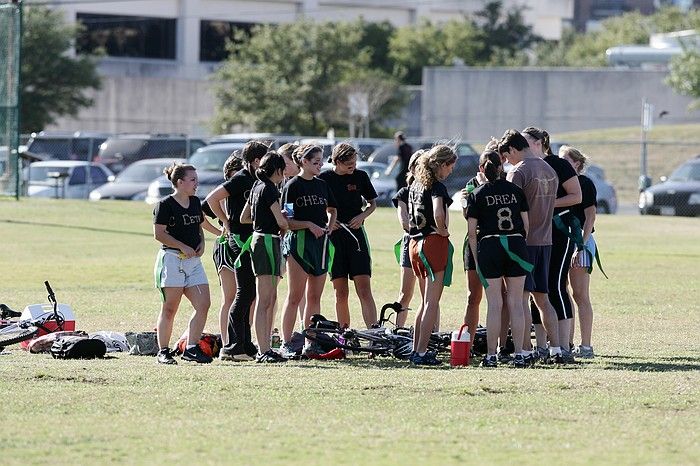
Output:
[549, 346, 562, 356]
[186, 344, 196, 350]
[418, 352, 427, 357]
[580, 345, 592, 350]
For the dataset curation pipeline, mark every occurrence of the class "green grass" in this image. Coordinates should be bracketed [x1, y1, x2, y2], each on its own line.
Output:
[0, 199, 699, 465]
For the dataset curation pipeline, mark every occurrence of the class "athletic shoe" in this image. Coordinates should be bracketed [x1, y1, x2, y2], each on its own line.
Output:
[410, 351, 442, 366]
[549, 352, 565, 365]
[575, 345, 595, 359]
[523, 352, 537, 367]
[256, 349, 287, 363]
[279, 342, 298, 359]
[512, 354, 527, 368]
[480, 355, 497, 368]
[157, 348, 177, 365]
[219, 350, 235, 361]
[560, 349, 576, 364]
[182, 345, 213, 364]
[497, 347, 513, 363]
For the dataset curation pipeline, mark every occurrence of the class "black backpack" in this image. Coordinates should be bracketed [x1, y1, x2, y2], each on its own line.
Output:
[50, 335, 107, 359]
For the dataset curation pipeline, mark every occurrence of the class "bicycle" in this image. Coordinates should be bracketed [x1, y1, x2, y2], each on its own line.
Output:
[0, 281, 67, 350]
[303, 302, 451, 359]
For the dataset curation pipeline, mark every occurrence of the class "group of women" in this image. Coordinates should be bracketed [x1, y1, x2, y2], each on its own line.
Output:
[151, 129, 600, 367]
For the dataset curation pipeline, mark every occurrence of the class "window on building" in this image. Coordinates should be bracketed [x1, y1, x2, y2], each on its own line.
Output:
[200, 20, 255, 62]
[76, 13, 177, 59]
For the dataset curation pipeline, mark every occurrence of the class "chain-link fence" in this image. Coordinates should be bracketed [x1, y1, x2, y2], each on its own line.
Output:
[0, 2, 21, 199]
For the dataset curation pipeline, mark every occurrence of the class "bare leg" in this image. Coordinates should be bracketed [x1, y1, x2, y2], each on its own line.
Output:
[484, 278, 504, 355]
[254, 275, 277, 354]
[353, 275, 377, 328]
[303, 274, 327, 329]
[412, 275, 426, 353]
[416, 272, 445, 353]
[281, 256, 307, 342]
[531, 291, 560, 348]
[157, 288, 183, 349]
[504, 277, 526, 354]
[570, 267, 593, 347]
[522, 293, 533, 351]
[332, 277, 351, 328]
[463, 270, 483, 343]
[499, 282, 509, 349]
[183, 284, 211, 346]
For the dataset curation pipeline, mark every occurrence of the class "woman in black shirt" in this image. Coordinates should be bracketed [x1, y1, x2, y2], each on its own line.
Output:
[466, 151, 531, 368]
[153, 163, 211, 365]
[407, 144, 456, 366]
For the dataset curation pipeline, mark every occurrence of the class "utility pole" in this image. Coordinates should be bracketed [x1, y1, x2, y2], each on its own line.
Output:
[639, 98, 653, 192]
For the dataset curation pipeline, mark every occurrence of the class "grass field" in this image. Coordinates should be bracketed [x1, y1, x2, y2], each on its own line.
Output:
[0, 199, 698, 465]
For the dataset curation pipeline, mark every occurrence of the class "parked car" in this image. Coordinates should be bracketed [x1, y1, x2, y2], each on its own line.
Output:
[208, 133, 296, 149]
[320, 161, 397, 207]
[24, 131, 110, 162]
[89, 158, 186, 201]
[96, 134, 207, 174]
[299, 138, 391, 161]
[145, 143, 244, 204]
[26, 161, 112, 199]
[586, 165, 618, 214]
[368, 139, 478, 165]
[639, 156, 700, 216]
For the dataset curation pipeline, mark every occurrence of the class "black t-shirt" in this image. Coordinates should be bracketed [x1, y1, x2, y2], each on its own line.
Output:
[467, 179, 529, 240]
[223, 168, 255, 239]
[570, 174, 597, 233]
[408, 180, 452, 238]
[318, 169, 377, 224]
[392, 186, 409, 208]
[153, 195, 204, 250]
[544, 155, 577, 215]
[397, 142, 413, 179]
[281, 176, 337, 228]
[250, 179, 282, 234]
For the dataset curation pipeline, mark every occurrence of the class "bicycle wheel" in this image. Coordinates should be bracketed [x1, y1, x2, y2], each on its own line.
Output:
[304, 328, 397, 356]
[428, 332, 452, 354]
[0, 323, 39, 347]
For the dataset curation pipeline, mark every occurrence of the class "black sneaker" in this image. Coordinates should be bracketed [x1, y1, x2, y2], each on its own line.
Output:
[523, 352, 537, 367]
[256, 349, 287, 363]
[409, 351, 442, 366]
[157, 348, 177, 365]
[480, 355, 497, 368]
[182, 345, 213, 364]
[497, 347, 513, 363]
[512, 354, 527, 368]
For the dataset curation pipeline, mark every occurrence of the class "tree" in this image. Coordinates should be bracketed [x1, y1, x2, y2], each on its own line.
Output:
[21, 6, 101, 133]
[667, 50, 700, 109]
[211, 20, 402, 136]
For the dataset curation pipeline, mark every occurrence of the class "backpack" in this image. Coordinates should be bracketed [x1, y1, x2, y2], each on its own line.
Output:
[50, 335, 107, 359]
[125, 332, 159, 356]
[28, 330, 88, 354]
[174, 333, 222, 358]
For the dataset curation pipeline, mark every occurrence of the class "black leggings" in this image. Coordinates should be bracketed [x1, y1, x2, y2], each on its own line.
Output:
[225, 241, 256, 355]
[531, 227, 575, 323]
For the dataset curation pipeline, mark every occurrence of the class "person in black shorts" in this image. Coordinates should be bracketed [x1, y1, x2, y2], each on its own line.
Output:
[153, 163, 212, 365]
[204, 152, 242, 350]
[560, 145, 598, 359]
[319, 142, 378, 329]
[523, 127, 581, 363]
[240, 151, 289, 363]
[466, 151, 531, 368]
[278, 144, 337, 358]
[407, 145, 456, 366]
[207, 141, 268, 361]
[391, 149, 424, 328]
[386, 131, 414, 191]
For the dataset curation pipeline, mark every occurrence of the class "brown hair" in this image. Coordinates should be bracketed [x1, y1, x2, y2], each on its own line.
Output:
[559, 145, 587, 174]
[242, 140, 269, 164]
[330, 142, 357, 165]
[480, 150, 501, 183]
[522, 126, 553, 156]
[164, 163, 196, 187]
[414, 145, 456, 189]
[291, 143, 323, 167]
[278, 143, 299, 160]
[405, 149, 426, 186]
[255, 151, 287, 181]
[223, 150, 243, 180]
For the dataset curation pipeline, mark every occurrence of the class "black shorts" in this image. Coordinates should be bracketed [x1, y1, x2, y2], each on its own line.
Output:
[477, 236, 529, 279]
[330, 226, 372, 280]
[213, 238, 235, 274]
[399, 234, 411, 268]
[251, 234, 283, 277]
[524, 245, 551, 293]
[288, 230, 331, 277]
[462, 235, 476, 271]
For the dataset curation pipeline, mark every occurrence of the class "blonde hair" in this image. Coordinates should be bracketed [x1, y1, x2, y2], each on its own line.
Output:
[559, 145, 587, 174]
[414, 145, 456, 189]
[405, 149, 426, 186]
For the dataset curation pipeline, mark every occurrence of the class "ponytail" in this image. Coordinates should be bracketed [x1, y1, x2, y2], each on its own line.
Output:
[255, 151, 286, 181]
[479, 150, 501, 183]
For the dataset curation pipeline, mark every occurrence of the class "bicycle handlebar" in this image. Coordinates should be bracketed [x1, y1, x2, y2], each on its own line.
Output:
[45, 281, 56, 304]
[378, 302, 406, 327]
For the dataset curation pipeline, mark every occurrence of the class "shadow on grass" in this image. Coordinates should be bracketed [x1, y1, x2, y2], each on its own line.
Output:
[599, 356, 700, 372]
[0, 219, 150, 237]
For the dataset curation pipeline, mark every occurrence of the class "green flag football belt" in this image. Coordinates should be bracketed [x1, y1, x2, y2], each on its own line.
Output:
[416, 235, 455, 287]
[233, 232, 282, 276]
[553, 210, 608, 278]
[475, 234, 534, 289]
[293, 229, 335, 273]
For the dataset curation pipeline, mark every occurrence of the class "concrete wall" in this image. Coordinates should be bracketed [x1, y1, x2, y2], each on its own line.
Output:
[421, 67, 700, 141]
[48, 76, 215, 136]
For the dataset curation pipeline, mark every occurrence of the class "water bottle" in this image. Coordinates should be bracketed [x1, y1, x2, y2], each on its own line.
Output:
[460, 181, 475, 209]
[270, 328, 281, 349]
